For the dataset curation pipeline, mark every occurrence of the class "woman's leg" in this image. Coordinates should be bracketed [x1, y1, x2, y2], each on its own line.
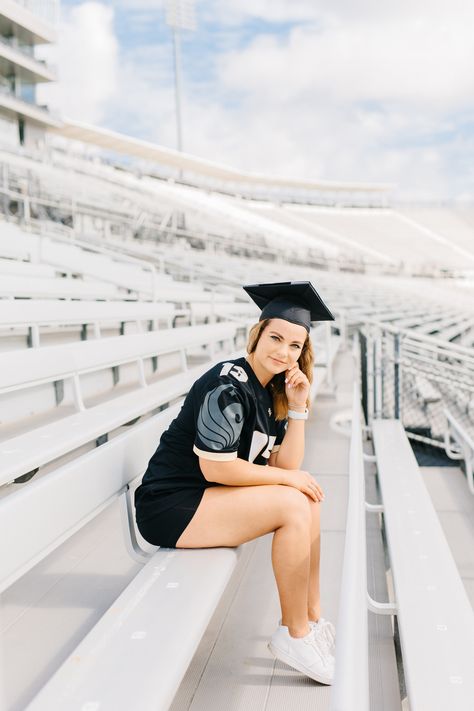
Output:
[176, 484, 312, 638]
[307, 500, 321, 622]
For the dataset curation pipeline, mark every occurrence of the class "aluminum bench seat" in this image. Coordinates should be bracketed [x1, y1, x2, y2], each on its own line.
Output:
[414, 376, 442, 405]
[0, 299, 189, 345]
[0, 322, 237, 396]
[371, 419, 474, 711]
[0, 324, 240, 485]
[0, 258, 57, 278]
[0, 402, 241, 711]
[25, 546, 241, 711]
[0, 358, 239, 486]
[437, 317, 474, 343]
[0, 274, 121, 300]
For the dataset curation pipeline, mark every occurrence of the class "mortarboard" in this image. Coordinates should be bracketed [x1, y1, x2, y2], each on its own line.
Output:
[243, 281, 334, 332]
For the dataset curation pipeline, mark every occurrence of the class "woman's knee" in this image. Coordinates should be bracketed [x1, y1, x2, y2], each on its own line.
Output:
[275, 486, 312, 526]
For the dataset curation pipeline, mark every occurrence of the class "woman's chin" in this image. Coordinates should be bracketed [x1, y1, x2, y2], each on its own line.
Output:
[268, 359, 287, 373]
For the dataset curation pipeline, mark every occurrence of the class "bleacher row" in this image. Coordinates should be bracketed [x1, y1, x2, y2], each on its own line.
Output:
[3, 146, 474, 275]
[1, 181, 474, 711]
[0, 231, 344, 708]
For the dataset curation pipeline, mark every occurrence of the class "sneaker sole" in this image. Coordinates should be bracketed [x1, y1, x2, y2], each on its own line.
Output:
[268, 641, 333, 685]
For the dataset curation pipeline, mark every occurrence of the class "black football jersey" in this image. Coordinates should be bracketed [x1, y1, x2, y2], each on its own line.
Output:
[135, 356, 288, 524]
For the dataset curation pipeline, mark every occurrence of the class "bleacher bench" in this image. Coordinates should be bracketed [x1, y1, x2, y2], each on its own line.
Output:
[0, 323, 241, 485]
[0, 400, 242, 711]
[371, 419, 474, 711]
[0, 299, 190, 345]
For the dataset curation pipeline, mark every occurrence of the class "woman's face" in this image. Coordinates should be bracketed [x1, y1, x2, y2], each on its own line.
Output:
[253, 318, 307, 378]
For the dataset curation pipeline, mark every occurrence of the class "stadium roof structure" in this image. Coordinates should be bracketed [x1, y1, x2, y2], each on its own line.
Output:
[54, 119, 394, 196]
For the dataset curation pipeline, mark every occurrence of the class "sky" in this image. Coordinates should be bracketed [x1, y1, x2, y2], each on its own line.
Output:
[37, 0, 474, 202]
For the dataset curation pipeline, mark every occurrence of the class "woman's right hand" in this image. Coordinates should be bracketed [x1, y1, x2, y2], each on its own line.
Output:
[279, 469, 325, 502]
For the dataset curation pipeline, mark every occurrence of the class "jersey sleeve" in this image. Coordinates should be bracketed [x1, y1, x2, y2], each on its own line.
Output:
[271, 418, 288, 454]
[193, 378, 247, 461]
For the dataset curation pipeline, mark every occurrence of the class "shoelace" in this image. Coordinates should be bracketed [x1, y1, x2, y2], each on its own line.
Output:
[303, 629, 331, 666]
[312, 619, 336, 649]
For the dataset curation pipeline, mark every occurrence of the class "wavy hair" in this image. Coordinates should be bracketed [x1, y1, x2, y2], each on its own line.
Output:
[246, 319, 314, 421]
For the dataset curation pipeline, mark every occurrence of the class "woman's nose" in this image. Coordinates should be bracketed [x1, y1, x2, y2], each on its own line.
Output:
[276, 343, 289, 358]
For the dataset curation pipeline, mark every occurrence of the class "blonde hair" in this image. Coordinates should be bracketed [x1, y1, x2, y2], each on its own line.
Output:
[246, 319, 314, 421]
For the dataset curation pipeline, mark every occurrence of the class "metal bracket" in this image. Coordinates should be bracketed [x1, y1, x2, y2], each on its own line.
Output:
[367, 592, 397, 615]
[365, 501, 384, 512]
[53, 379, 64, 406]
[119, 487, 156, 564]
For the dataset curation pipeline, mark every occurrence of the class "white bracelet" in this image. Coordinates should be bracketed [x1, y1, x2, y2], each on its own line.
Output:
[288, 408, 309, 420]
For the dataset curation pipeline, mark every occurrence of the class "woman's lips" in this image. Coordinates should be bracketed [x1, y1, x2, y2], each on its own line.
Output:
[270, 357, 286, 365]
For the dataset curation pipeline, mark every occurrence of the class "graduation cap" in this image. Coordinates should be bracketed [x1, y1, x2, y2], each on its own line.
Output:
[243, 281, 334, 332]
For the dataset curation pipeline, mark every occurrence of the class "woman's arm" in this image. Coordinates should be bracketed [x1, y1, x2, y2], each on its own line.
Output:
[268, 415, 305, 470]
[199, 456, 321, 501]
[269, 359, 309, 470]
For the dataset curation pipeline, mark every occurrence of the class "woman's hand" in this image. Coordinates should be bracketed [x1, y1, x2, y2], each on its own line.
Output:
[285, 363, 310, 408]
[279, 469, 325, 502]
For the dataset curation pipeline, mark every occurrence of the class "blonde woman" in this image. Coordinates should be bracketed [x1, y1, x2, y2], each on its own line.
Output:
[135, 281, 336, 684]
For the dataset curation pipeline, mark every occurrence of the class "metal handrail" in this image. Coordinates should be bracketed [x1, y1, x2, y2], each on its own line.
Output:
[330, 379, 370, 710]
[443, 408, 474, 494]
[363, 318, 474, 360]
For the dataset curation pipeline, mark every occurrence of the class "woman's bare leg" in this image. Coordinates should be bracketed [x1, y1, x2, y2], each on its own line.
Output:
[176, 484, 312, 638]
[307, 500, 322, 622]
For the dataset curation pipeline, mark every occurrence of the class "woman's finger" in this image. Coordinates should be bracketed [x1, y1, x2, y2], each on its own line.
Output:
[305, 485, 318, 501]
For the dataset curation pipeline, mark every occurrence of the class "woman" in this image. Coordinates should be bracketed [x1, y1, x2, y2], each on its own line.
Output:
[135, 281, 336, 685]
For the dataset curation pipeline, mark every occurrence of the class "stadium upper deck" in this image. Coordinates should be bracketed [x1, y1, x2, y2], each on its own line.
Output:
[0, 0, 61, 147]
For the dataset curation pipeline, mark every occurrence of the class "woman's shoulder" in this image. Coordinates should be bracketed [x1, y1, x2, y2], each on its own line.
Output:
[194, 356, 250, 393]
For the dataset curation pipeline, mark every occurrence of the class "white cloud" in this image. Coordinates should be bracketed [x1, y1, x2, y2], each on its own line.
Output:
[38, 2, 119, 124]
[217, 15, 474, 111]
[37, 0, 474, 201]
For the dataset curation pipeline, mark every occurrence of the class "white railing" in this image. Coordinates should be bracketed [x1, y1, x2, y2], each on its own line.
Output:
[360, 319, 474, 452]
[443, 408, 474, 494]
[330, 378, 370, 711]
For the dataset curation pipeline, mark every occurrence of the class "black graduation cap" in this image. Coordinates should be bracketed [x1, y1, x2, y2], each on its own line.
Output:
[243, 281, 335, 332]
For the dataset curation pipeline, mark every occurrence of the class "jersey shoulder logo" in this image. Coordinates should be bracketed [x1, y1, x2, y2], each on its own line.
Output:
[219, 362, 248, 382]
[197, 383, 244, 451]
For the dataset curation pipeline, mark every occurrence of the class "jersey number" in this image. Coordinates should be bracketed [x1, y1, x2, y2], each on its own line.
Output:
[219, 362, 248, 382]
[249, 432, 276, 463]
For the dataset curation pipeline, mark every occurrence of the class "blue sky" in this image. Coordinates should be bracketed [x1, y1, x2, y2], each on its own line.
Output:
[38, 0, 474, 201]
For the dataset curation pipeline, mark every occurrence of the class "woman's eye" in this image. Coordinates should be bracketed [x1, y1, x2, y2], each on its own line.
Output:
[291, 344, 301, 349]
[270, 335, 279, 341]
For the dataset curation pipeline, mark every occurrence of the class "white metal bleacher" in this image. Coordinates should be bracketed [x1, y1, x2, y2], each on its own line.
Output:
[0, 330, 249, 710]
[369, 419, 474, 711]
[0, 323, 240, 485]
[0, 274, 121, 300]
[330, 371, 473, 711]
[0, 299, 189, 347]
[443, 408, 474, 495]
[1, 396, 243, 711]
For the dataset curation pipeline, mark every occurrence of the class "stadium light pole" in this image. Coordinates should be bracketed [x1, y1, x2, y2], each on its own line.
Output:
[165, 0, 196, 155]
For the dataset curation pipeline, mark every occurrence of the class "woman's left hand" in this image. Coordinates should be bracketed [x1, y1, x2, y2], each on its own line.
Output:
[284, 363, 310, 407]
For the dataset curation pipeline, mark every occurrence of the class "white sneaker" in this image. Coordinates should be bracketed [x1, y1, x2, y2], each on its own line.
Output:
[268, 625, 334, 685]
[310, 618, 336, 655]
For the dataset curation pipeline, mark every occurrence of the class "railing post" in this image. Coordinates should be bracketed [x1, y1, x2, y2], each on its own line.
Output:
[374, 332, 383, 419]
[366, 329, 374, 425]
[394, 332, 401, 419]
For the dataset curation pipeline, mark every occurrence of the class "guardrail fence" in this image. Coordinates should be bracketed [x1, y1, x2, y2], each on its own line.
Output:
[359, 321, 474, 491]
